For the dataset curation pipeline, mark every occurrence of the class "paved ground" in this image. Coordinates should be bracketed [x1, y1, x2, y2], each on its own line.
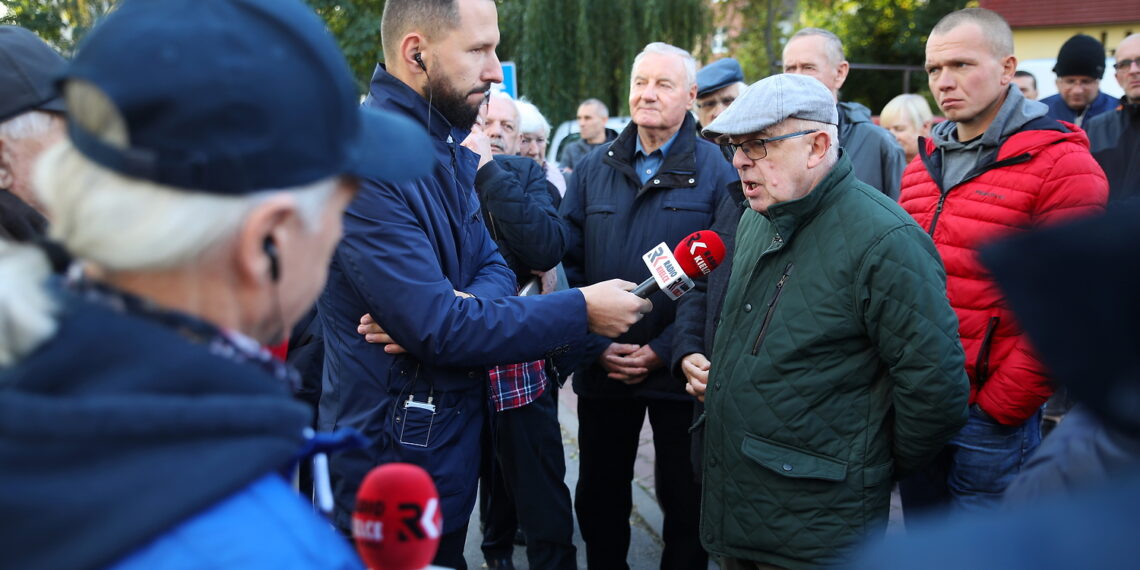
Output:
[465, 382, 904, 569]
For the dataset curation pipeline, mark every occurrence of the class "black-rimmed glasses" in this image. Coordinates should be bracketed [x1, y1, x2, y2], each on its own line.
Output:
[727, 129, 819, 160]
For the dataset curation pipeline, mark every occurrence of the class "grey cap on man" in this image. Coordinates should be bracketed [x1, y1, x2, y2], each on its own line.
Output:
[703, 73, 838, 141]
[0, 26, 67, 122]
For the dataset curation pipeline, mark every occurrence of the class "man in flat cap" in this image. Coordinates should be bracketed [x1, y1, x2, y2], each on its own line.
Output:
[694, 73, 968, 569]
[694, 58, 745, 137]
[0, 26, 67, 241]
[1042, 34, 1116, 126]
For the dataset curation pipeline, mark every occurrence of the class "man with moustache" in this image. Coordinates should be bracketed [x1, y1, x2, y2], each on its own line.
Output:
[1086, 33, 1140, 203]
[318, 1, 650, 567]
[561, 41, 737, 569]
[898, 7, 1107, 515]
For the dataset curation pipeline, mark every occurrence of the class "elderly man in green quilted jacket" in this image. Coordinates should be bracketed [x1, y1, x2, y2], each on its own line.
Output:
[694, 74, 969, 569]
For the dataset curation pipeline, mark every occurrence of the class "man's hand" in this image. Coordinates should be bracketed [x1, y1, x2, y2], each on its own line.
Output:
[461, 126, 494, 170]
[579, 279, 652, 337]
[599, 343, 647, 384]
[357, 313, 407, 354]
[681, 352, 711, 402]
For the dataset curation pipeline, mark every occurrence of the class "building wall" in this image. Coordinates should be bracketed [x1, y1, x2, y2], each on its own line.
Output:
[1015, 24, 1140, 60]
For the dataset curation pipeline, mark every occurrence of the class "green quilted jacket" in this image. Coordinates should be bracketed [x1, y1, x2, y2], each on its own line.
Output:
[700, 155, 968, 568]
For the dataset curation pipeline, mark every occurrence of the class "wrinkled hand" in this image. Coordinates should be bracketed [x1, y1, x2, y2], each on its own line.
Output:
[580, 279, 652, 338]
[357, 313, 407, 354]
[681, 352, 711, 402]
[599, 343, 647, 384]
[461, 127, 494, 170]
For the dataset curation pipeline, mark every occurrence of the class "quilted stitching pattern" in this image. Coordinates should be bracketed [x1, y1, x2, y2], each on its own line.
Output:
[702, 158, 968, 567]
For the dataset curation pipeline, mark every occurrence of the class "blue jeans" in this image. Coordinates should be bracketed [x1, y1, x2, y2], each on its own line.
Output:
[900, 405, 1042, 516]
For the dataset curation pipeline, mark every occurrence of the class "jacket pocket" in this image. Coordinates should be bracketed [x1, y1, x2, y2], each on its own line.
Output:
[585, 204, 616, 216]
[661, 199, 713, 214]
[975, 316, 1000, 386]
[751, 262, 795, 355]
[740, 434, 848, 482]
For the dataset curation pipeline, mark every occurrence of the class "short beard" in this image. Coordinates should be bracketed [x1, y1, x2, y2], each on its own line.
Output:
[429, 74, 488, 130]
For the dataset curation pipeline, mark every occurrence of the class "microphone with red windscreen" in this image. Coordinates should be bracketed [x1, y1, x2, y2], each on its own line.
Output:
[352, 463, 443, 570]
[631, 230, 726, 299]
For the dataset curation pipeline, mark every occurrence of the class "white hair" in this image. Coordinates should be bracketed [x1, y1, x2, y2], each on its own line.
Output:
[0, 110, 61, 141]
[0, 140, 336, 368]
[515, 98, 551, 138]
[632, 42, 698, 88]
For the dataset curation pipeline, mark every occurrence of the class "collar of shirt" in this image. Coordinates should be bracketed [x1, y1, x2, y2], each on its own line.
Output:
[634, 129, 680, 185]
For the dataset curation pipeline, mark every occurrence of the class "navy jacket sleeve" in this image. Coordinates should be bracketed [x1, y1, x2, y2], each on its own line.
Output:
[336, 177, 586, 368]
[476, 157, 568, 274]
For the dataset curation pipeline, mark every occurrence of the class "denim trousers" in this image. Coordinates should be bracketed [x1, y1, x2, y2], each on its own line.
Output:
[900, 404, 1043, 516]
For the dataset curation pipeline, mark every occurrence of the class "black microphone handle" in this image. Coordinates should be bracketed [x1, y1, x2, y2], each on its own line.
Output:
[631, 276, 660, 298]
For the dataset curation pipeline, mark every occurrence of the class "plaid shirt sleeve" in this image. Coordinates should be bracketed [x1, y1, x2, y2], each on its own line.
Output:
[487, 359, 548, 412]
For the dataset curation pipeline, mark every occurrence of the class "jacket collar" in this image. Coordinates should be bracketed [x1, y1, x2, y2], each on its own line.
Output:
[763, 150, 854, 244]
[365, 64, 470, 143]
[605, 113, 701, 194]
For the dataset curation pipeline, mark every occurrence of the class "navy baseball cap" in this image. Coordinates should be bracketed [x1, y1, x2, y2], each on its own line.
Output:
[61, 0, 433, 195]
[697, 58, 744, 98]
[0, 26, 67, 123]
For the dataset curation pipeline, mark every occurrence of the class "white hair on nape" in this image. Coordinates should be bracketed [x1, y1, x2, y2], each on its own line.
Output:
[515, 98, 551, 138]
[633, 42, 698, 88]
[0, 110, 60, 141]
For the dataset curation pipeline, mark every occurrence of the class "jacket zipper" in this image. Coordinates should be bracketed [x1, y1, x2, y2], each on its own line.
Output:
[975, 316, 1000, 387]
[921, 144, 1033, 238]
[751, 262, 795, 355]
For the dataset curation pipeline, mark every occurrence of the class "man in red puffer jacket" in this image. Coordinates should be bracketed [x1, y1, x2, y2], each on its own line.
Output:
[898, 7, 1108, 515]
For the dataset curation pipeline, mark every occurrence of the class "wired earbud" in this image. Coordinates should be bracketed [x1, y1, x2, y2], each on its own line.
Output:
[414, 52, 427, 72]
[263, 236, 280, 283]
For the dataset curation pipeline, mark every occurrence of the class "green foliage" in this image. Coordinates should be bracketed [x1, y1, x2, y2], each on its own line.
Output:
[796, 0, 973, 112]
[304, 0, 385, 94]
[1, 0, 117, 54]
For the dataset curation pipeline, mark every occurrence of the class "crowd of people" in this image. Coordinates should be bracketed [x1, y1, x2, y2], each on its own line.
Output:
[1, 0, 1137, 569]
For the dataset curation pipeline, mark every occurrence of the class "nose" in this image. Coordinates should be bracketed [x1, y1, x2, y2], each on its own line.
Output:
[731, 146, 752, 170]
[484, 52, 504, 85]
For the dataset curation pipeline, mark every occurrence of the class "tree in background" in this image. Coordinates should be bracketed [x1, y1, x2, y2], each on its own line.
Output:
[1, 0, 115, 54]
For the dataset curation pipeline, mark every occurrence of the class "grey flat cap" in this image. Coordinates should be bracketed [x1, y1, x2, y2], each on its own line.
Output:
[697, 58, 744, 98]
[703, 73, 838, 142]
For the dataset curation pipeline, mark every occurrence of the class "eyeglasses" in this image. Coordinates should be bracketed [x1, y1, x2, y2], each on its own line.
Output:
[1115, 58, 1140, 71]
[695, 96, 736, 110]
[727, 130, 819, 160]
[520, 136, 547, 146]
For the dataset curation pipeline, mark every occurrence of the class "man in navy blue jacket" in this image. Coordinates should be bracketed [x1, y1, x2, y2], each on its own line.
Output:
[561, 41, 738, 569]
[317, 1, 649, 567]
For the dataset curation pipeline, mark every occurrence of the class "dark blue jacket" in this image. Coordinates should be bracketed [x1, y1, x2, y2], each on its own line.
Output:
[561, 113, 737, 399]
[1041, 90, 1117, 125]
[0, 289, 358, 570]
[476, 154, 568, 283]
[318, 66, 588, 534]
[1086, 97, 1140, 203]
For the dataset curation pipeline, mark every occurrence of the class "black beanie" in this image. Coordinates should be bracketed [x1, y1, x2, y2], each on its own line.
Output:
[1053, 34, 1106, 78]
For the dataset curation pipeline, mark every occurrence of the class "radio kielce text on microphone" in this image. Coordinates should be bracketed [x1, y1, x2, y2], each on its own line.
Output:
[631, 230, 726, 299]
[352, 463, 443, 570]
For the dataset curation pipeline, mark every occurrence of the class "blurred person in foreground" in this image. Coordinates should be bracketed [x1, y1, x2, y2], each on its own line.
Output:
[849, 202, 1140, 570]
[0, 0, 435, 568]
[697, 73, 968, 569]
[1086, 33, 1140, 203]
[898, 7, 1107, 516]
[1040, 34, 1116, 127]
[0, 25, 67, 241]
[516, 98, 566, 196]
[317, 1, 650, 567]
[879, 93, 934, 163]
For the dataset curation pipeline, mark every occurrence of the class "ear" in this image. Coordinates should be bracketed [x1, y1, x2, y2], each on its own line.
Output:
[834, 60, 850, 91]
[233, 194, 295, 288]
[0, 138, 14, 189]
[999, 55, 1018, 86]
[398, 33, 427, 77]
[806, 130, 832, 169]
[686, 82, 698, 108]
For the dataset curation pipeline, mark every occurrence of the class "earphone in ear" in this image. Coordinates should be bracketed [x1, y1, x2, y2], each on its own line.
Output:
[414, 52, 427, 72]
[263, 236, 280, 283]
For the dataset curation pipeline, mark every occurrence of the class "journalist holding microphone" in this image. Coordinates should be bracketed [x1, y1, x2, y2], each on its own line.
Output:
[0, 0, 435, 567]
